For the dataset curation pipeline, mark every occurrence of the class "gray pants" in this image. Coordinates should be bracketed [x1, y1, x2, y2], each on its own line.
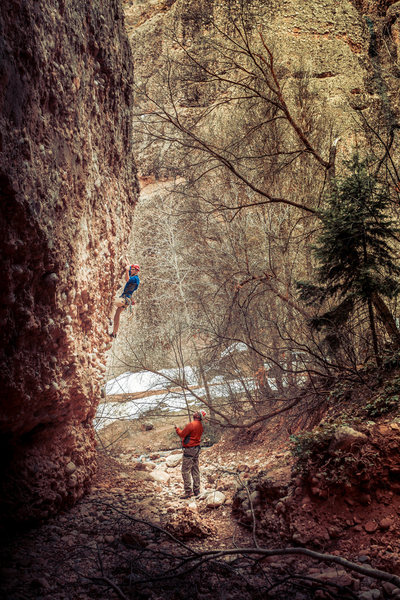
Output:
[181, 446, 201, 494]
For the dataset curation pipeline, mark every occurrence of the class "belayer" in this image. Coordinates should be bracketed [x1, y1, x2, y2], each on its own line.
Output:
[109, 263, 140, 338]
[175, 410, 207, 499]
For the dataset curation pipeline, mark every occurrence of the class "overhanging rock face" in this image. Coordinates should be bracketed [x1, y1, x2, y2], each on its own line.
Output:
[0, 0, 138, 523]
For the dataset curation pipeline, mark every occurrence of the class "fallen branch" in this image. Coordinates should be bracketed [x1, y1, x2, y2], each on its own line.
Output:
[77, 572, 130, 600]
[197, 547, 400, 588]
[89, 502, 400, 588]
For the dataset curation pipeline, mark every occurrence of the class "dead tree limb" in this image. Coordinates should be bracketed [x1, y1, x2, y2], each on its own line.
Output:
[89, 501, 400, 588]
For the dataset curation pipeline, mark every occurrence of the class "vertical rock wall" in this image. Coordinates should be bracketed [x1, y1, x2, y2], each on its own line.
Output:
[126, 0, 400, 181]
[0, 0, 138, 523]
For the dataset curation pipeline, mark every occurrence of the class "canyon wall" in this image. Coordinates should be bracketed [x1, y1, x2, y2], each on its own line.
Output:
[0, 0, 138, 523]
[1, 0, 399, 525]
[126, 0, 400, 188]
[117, 0, 400, 370]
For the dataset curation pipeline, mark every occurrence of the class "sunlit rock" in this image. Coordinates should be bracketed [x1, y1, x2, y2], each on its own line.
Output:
[205, 491, 226, 508]
[150, 469, 171, 484]
[166, 454, 182, 468]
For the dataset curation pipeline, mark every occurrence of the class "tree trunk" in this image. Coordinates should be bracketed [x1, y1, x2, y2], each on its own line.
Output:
[371, 292, 400, 348]
[367, 297, 381, 367]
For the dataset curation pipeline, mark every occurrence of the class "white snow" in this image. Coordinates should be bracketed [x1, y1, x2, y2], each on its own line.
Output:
[220, 342, 248, 358]
[104, 366, 198, 395]
[95, 368, 257, 431]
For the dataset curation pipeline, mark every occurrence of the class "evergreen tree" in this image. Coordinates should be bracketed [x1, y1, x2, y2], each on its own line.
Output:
[298, 154, 400, 365]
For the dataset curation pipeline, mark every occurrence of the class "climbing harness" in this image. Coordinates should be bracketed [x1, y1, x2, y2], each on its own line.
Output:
[122, 294, 135, 318]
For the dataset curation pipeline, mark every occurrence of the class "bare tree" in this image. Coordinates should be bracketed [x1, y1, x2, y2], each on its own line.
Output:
[103, 1, 400, 433]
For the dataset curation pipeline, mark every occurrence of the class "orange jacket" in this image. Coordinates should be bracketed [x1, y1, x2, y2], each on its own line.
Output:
[176, 419, 203, 447]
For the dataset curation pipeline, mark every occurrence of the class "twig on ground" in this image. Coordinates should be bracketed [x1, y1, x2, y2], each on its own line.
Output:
[86, 500, 400, 588]
[77, 572, 130, 600]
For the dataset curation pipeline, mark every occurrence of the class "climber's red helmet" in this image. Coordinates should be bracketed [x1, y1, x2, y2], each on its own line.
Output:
[193, 410, 207, 421]
[130, 264, 140, 274]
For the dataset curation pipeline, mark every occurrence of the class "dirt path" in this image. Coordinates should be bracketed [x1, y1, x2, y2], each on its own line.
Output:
[0, 444, 258, 600]
[2, 421, 400, 599]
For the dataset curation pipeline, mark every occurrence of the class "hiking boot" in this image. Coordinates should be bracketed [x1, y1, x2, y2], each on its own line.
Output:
[193, 490, 201, 498]
[179, 493, 192, 499]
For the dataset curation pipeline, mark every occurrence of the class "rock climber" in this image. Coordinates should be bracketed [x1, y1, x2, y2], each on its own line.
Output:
[109, 263, 140, 338]
[175, 409, 207, 499]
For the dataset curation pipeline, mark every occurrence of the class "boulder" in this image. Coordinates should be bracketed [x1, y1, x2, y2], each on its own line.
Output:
[150, 470, 171, 484]
[205, 491, 226, 508]
[313, 569, 354, 588]
[166, 507, 213, 539]
[140, 422, 154, 431]
[328, 426, 368, 453]
[166, 454, 182, 468]
[133, 461, 156, 472]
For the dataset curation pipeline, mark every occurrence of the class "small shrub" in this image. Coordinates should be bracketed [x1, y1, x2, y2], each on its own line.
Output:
[365, 376, 400, 418]
[366, 394, 399, 418]
[290, 423, 378, 486]
[289, 424, 336, 476]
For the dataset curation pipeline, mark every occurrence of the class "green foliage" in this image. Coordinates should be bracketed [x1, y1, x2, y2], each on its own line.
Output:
[290, 423, 336, 472]
[322, 449, 377, 486]
[290, 422, 378, 486]
[383, 350, 400, 370]
[365, 376, 400, 418]
[297, 153, 400, 331]
[366, 395, 399, 418]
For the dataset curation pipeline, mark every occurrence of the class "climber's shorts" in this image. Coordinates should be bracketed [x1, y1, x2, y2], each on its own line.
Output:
[114, 295, 135, 311]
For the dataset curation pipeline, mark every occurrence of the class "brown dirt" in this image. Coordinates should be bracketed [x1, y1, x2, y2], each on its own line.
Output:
[1, 411, 400, 599]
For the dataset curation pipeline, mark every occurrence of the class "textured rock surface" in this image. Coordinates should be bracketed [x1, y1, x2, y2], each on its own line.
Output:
[0, 0, 138, 523]
[125, 0, 400, 195]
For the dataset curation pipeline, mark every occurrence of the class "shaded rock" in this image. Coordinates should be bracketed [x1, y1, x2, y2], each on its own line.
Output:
[358, 591, 381, 600]
[379, 517, 394, 530]
[121, 531, 147, 547]
[382, 582, 397, 595]
[0, 0, 138, 524]
[329, 426, 368, 453]
[364, 520, 378, 534]
[313, 569, 354, 587]
[249, 490, 261, 506]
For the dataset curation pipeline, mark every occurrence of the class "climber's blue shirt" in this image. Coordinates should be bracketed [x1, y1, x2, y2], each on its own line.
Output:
[121, 275, 139, 298]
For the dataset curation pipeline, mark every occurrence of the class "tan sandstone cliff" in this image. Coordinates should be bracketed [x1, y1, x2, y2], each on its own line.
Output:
[126, 0, 400, 190]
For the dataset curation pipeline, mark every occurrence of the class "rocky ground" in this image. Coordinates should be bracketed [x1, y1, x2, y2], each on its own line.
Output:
[1, 416, 400, 599]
